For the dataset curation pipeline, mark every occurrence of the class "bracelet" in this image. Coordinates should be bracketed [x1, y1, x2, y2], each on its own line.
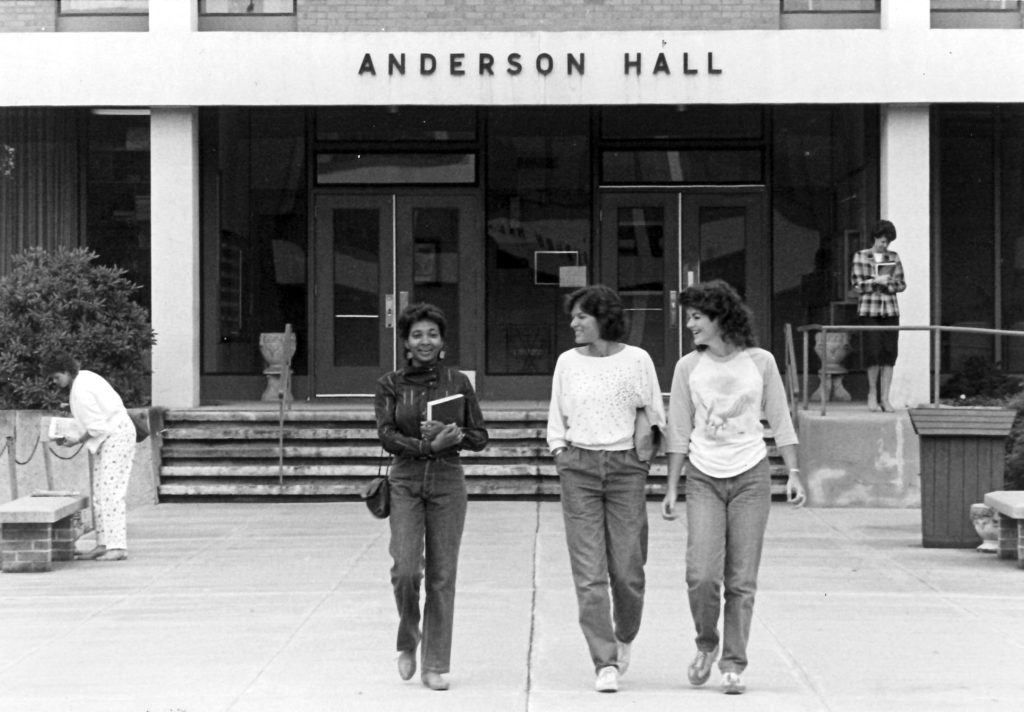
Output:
[789, 468, 800, 474]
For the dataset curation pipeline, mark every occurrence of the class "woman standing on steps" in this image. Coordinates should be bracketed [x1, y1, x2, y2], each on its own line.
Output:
[850, 219, 906, 412]
[661, 280, 805, 696]
[374, 302, 488, 692]
[44, 352, 134, 562]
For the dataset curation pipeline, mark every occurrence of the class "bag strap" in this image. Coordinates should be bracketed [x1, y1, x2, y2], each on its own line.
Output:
[377, 447, 390, 479]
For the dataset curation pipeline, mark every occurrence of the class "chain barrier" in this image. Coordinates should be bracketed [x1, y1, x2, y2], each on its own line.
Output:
[48, 442, 86, 460]
[14, 432, 41, 466]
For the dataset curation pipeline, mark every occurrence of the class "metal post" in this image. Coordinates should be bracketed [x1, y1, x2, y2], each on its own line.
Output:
[819, 326, 828, 416]
[802, 330, 809, 411]
[932, 327, 942, 408]
[5, 436, 16, 500]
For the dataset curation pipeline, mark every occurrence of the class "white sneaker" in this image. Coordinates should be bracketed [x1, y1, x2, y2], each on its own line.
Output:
[687, 645, 719, 686]
[616, 640, 632, 676]
[721, 671, 746, 695]
[595, 665, 619, 693]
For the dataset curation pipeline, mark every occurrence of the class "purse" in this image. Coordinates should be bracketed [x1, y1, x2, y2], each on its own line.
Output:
[634, 406, 662, 463]
[361, 449, 391, 519]
[128, 409, 150, 443]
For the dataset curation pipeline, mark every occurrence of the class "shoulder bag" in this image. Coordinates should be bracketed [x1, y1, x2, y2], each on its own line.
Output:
[361, 448, 391, 519]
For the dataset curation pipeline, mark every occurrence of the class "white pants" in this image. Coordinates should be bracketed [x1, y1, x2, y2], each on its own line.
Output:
[92, 417, 135, 550]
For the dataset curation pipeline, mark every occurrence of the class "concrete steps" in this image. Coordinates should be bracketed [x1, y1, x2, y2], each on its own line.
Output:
[157, 406, 791, 500]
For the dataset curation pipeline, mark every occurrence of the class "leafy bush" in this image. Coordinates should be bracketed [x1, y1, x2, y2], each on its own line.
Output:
[0, 247, 155, 409]
[939, 355, 1024, 405]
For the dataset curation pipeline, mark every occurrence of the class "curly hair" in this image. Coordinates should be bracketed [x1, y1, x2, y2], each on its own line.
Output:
[397, 302, 447, 340]
[679, 279, 757, 349]
[871, 219, 897, 243]
[565, 284, 628, 342]
[41, 352, 80, 377]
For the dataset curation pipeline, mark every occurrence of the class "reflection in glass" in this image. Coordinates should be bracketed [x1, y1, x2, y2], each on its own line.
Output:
[698, 207, 746, 299]
[332, 208, 380, 367]
[410, 207, 460, 364]
[200, 0, 295, 13]
[617, 207, 666, 368]
[602, 150, 761, 184]
[317, 153, 475, 185]
[60, 0, 148, 13]
[316, 107, 477, 142]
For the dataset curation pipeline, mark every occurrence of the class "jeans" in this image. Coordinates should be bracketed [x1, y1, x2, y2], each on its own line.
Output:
[388, 456, 467, 675]
[557, 446, 649, 671]
[685, 459, 771, 674]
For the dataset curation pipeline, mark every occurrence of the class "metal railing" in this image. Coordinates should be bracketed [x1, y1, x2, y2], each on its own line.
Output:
[795, 323, 1024, 415]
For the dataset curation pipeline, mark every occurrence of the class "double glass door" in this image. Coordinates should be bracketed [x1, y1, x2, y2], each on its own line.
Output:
[312, 193, 479, 397]
[600, 190, 768, 389]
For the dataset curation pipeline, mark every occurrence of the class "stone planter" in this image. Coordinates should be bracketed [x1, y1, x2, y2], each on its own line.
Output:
[810, 331, 853, 402]
[259, 332, 297, 402]
[909, 406, 1017, 548]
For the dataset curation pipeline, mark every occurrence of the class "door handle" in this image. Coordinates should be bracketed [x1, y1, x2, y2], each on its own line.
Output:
[399, 291, 409, 314]
[385, 294, 395, 328]
[669, 289, 678, 326]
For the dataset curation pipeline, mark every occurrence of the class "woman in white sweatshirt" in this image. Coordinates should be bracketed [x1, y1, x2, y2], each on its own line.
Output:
[661, 279, 805, 696]
[547, 284, 665, 694]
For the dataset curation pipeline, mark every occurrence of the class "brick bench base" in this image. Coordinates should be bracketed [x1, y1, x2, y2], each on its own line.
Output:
[984, 491, 1024, 569]
[0, 496, 89, 573]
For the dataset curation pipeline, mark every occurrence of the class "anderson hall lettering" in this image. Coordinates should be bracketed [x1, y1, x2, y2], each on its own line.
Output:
[357, 52, 722, 77]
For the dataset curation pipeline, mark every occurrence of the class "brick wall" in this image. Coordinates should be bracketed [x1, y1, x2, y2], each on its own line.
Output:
[298, 0, 779, 32]
[0, 0, 56, 32]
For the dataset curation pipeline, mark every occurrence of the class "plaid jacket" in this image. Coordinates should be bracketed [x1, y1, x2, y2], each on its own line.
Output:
[851, 248, 906, 317]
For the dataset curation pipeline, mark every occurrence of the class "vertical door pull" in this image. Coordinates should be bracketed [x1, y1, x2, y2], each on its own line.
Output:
[399, 290, 409, 314]
[669, 289, 679, 326]
[385, 294, 395, 328]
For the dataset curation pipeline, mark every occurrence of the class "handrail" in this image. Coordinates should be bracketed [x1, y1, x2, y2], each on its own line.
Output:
[794, 323, 1024, 415]
[783, 322, 800, 423]
[277, 323, 294, 487]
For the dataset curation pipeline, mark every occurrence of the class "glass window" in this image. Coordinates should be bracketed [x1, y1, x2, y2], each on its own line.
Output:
[781, 0, 878, 10]
[931, 1, 1018, 9]
[485, 107, 591, 376]
[200, 0, 296, 14]
[86, 111, 151, 310]
[60, 0, 147, 13]
[1002, 106, 1024, 371]
[602, 105, 762, 140]
[601, 150, 762, 184]
[200, 108, 308, 375]
[771, 105, 879, 374]
[316, 107, 477, 143]
[316, 153, 476, 185]
[937, 106, 996, 373]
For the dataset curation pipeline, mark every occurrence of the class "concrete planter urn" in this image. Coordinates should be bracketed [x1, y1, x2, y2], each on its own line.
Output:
[969, 502, 1000, 552]
[810, 331, 852, 402]
[259, 332, 297, 402]
[909, 406, 1017, 548]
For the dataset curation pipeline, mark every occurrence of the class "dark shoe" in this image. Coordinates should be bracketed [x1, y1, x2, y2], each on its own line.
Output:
[96, 549, 127, 562]
[687, 645, 719, 686]
[75, 545, 107, 560]
[397, 650, 416, 681]
[421, 672, 450, 691]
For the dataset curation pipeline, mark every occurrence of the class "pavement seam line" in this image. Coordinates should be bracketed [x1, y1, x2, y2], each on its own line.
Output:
[524, 499, 541, 711]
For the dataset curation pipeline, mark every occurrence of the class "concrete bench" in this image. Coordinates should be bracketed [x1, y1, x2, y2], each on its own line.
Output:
[0, 495, 89, 573]
[983, 491, 1024, 568]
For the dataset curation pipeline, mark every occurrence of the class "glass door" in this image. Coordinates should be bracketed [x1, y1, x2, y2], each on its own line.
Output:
[600, 190, 767, 390]
[312, 193, 478, 397]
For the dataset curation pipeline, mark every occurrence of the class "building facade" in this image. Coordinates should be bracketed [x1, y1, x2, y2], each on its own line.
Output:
[3, 0, 1024, 406]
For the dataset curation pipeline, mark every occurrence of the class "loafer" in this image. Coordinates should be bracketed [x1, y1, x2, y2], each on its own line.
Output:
[421, 672, 450, 691]
[75, 546, 107, 561]
[397, 650, 416, 681]
[96, 549, 127, 562]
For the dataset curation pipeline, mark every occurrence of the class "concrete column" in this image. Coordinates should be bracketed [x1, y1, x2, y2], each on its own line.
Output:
[881, 0, 929, 30]
[150, 108, 200, 408]
[149, 0, 198, 33]
[880, 104, 931, 409]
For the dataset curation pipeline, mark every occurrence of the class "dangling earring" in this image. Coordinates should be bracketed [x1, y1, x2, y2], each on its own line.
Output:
[438, 349, 446, 360]
[405, 350, 413, 363]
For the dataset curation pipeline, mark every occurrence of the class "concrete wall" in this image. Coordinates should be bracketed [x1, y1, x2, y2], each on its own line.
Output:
[797, 409, 921, 508]
[0, 410, 160, 516]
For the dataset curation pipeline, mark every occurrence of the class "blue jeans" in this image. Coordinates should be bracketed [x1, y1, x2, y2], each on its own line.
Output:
[557, 446, 650, 671]
[388, 456, 467, 675]
[685, 459, 771, 674]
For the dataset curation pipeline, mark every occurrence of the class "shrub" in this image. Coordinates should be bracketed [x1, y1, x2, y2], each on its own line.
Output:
[0, 247, 155, 409]
[939, 355, 1024, 404]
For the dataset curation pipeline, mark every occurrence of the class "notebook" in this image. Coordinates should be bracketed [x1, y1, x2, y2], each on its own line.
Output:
[427, 393, 464, 424]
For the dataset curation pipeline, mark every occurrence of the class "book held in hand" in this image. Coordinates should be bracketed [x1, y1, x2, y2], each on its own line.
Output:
[427, 393, 464, 424]
[44, 416, 86, 443]
[872, 261, 897, 279]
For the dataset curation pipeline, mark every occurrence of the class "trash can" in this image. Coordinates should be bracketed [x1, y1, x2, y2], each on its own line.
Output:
[908, 406, 1016, 548]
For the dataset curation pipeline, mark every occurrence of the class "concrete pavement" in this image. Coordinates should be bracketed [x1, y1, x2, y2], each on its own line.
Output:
[1, 500, 1022, 711]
